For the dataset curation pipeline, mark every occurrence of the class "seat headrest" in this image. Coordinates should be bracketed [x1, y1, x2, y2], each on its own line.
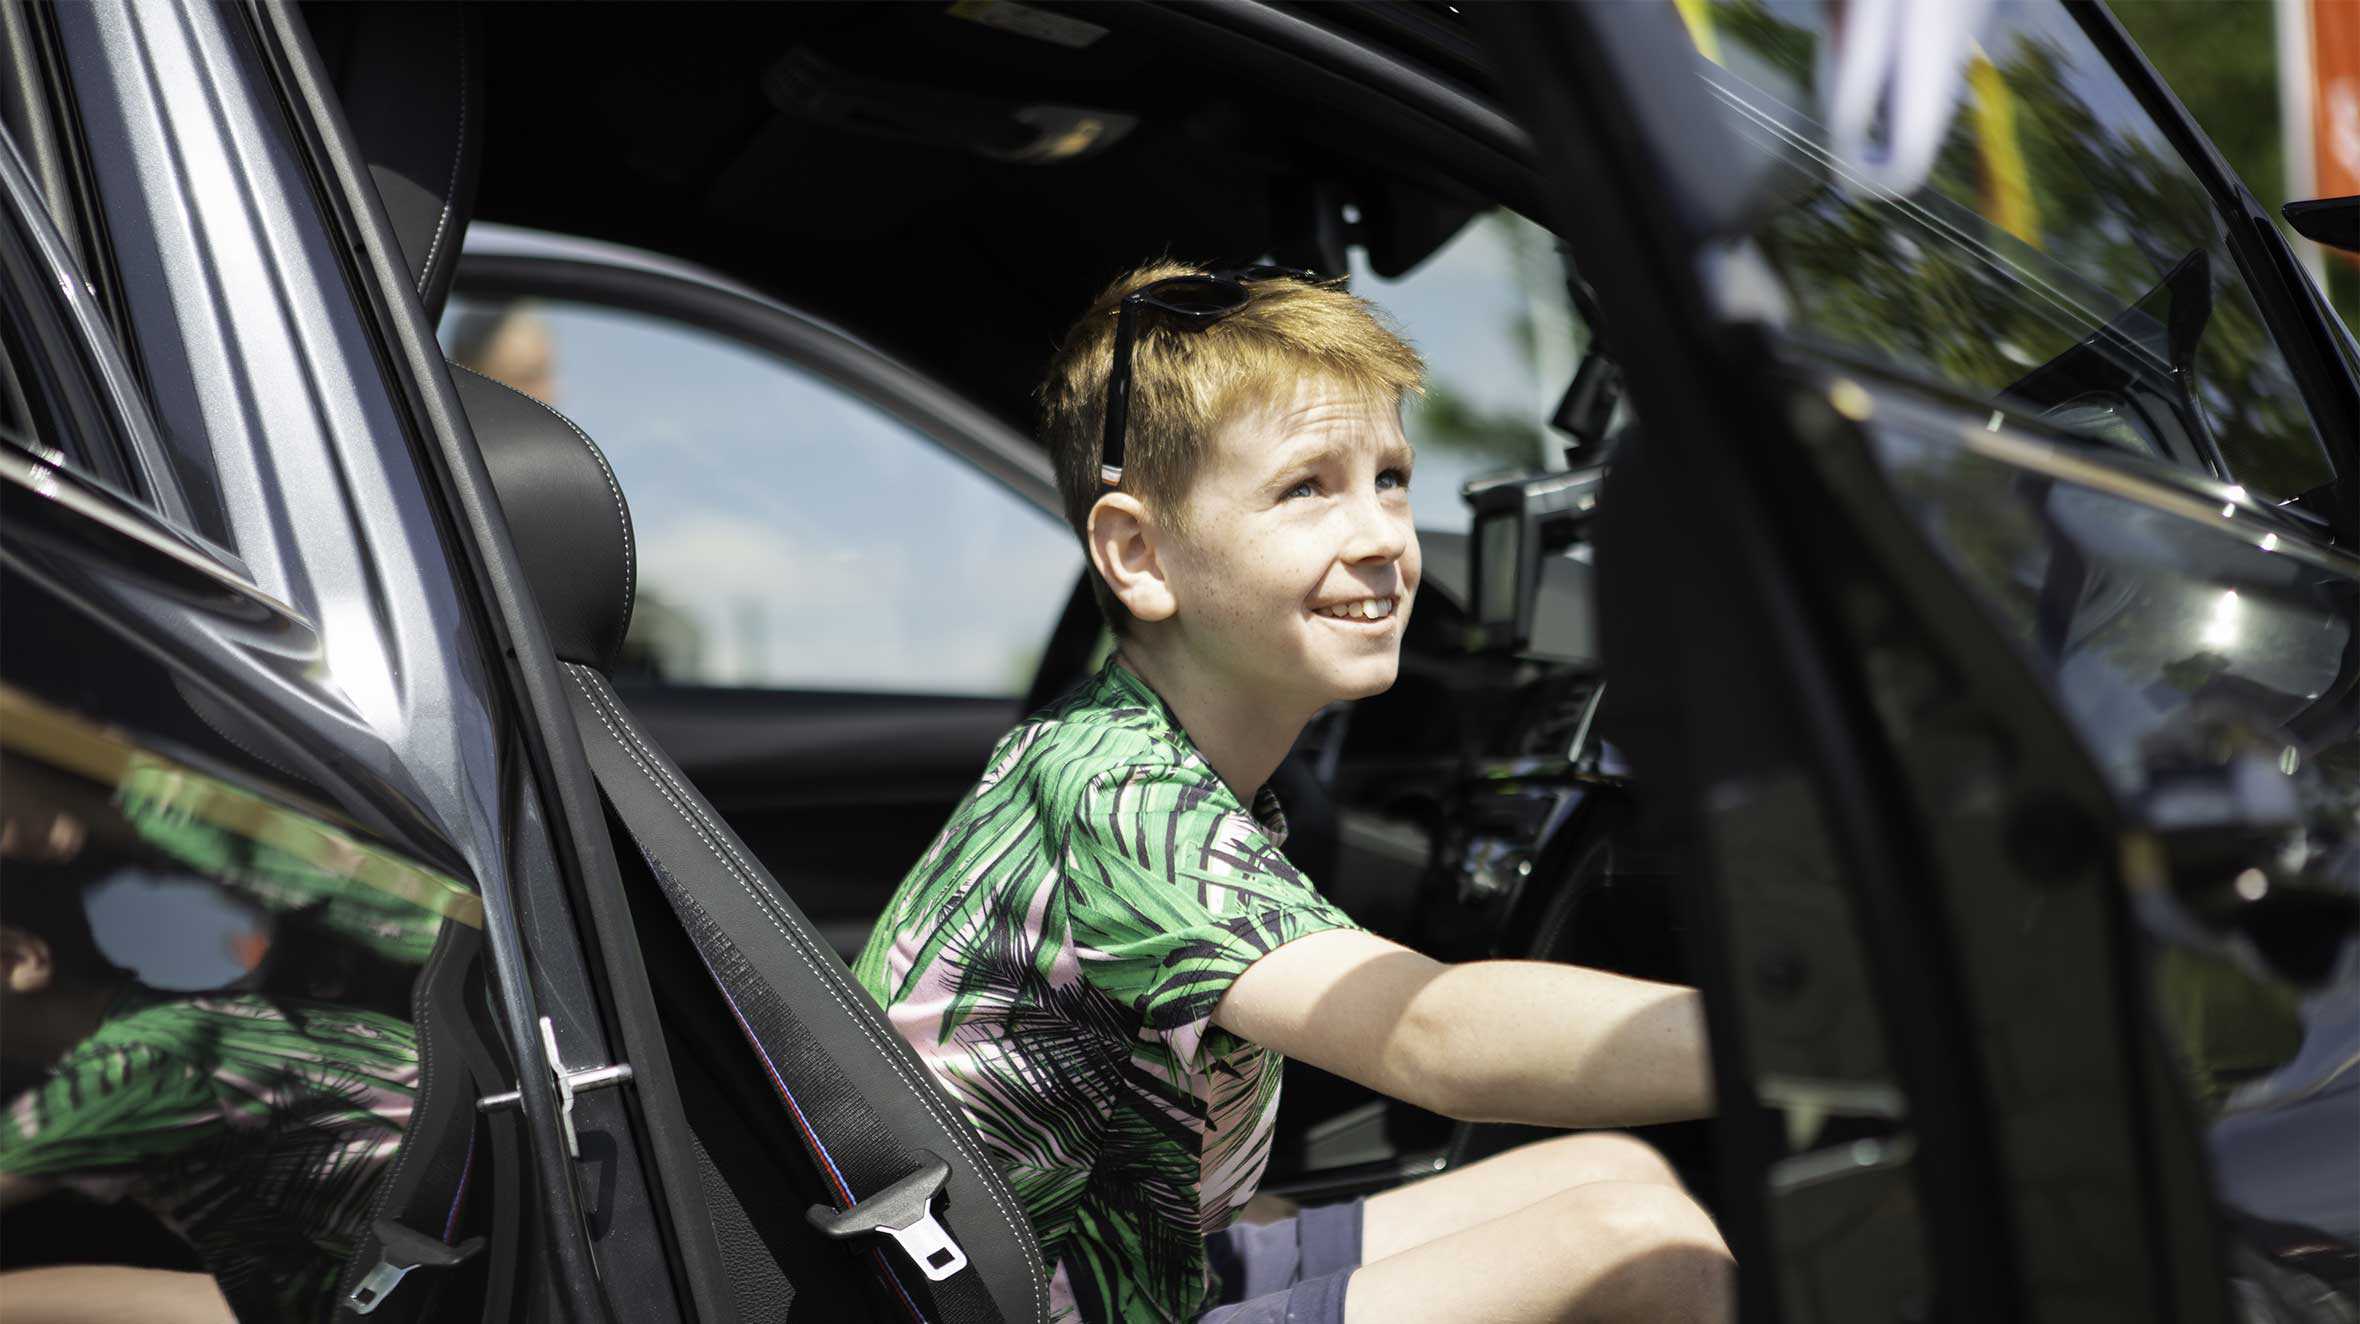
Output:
[454, 366, 637, 671]
[308, 2, 482, 319]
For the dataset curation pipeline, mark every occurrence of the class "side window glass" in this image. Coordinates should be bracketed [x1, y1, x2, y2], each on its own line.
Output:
[1700, 1, 2335, 504]
[1350, 209, 1588, 534]
[0, 151, 133, 497]
[0, 686, 478, 1318]
[442, 294, 1080, 697]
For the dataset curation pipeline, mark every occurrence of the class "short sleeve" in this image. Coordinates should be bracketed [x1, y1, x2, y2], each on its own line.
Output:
[1061, 765, 1358, 1069]
[1, 1037, 216, 1200]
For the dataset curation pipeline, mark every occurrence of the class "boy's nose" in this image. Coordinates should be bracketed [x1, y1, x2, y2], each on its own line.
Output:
[1340, 494, 1410, 566]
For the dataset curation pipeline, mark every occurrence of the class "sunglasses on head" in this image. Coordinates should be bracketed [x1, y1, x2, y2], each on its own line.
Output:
[1099, 264, 1330, 487]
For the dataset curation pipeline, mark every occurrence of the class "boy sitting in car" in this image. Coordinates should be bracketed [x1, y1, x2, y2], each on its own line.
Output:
[854, 263, 1731, 1324]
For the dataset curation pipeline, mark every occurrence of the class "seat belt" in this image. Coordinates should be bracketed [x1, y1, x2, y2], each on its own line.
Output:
[564, 676, 1008, 1324]
[337, 925, 497, 1320]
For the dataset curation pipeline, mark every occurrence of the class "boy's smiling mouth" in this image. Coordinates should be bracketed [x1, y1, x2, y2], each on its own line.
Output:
[1311, 595, 1400, 623]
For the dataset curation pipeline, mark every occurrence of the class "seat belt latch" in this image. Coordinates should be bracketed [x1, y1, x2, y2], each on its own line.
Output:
[805, 1149, 970, 1282]
[346, 1218, 486, 1315]
[477, 1016, 633, 1158]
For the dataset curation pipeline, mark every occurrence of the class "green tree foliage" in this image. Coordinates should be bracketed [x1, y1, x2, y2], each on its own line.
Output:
[1408, 383, 1548, 471]
[1709, 0, 2334, 500]
[2113, 0, 2359, 328]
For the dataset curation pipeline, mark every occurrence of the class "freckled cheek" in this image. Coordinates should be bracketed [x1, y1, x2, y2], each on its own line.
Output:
[1226, 533, 1301, 615]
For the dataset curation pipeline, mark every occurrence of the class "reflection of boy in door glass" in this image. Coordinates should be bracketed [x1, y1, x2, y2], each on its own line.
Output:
[447, 302, 559, 406]
[118, 765, 445, 972]
[0, 751, 430, 1321]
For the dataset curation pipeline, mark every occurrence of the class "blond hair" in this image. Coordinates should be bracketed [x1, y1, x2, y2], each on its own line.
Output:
[1037, 260, 1425, 631]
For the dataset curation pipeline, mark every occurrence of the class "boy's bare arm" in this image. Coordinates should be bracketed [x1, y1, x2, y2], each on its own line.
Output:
[0, 1267, 235, 1323]
[1211, 929, 1715, 1127]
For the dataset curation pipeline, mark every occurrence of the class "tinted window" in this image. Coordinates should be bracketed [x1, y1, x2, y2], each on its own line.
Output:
[1352, 209, 1590, 534]
[0, 688, 476, 1318]
[0, 155, 129, 495]
[1863, 389, 2356, 1304]
[1699, 0, 2334, 503]
[443, 294, 1079, 697]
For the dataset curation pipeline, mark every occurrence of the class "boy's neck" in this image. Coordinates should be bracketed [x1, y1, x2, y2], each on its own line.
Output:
[1114, 646, 1309, 803]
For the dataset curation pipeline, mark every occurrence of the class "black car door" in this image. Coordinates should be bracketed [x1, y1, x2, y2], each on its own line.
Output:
[1475, 2, 2357, 1322]
[3, 4, 755, 1317]
[440, 235, 1082, 958]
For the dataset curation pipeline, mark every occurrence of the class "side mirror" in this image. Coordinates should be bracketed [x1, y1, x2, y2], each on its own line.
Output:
[1999, 248, 2218, 471]
[2283, 196, 2360, 255]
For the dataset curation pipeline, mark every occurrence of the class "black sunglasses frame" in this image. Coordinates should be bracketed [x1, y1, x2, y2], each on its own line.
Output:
[1098, 265, 1327, 487]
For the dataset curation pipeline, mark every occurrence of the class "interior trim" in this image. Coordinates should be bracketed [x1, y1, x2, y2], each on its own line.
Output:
[1121, 0, 1542, 216]
[0, 441, 300, 618]
[1962, 423, 2360, 578]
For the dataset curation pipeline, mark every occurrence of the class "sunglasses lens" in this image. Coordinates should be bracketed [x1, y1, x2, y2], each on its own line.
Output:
[1142, 278, 1251, 319]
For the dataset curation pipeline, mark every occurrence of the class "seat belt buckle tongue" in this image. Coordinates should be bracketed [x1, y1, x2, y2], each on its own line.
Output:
[881, 1203, 969, 1282]
[806, 1150, 970, 1282]
[346, 1219, 486, 1315]
[347, 1259, 413, 1316]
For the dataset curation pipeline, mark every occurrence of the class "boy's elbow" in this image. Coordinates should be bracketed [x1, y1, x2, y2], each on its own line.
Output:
[1390, 994, 1480, 1120]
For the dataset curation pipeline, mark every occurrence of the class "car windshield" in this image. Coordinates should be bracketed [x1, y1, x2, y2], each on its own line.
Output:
[1690, 0, 2334, 505]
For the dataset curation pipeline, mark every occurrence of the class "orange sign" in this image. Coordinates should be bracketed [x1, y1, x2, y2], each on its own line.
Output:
[2316, 0, 2359, 198]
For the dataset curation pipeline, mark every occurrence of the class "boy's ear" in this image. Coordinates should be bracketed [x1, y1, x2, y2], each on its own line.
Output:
[1086, 493, 1178, 624]
[1, 927, 54, 994]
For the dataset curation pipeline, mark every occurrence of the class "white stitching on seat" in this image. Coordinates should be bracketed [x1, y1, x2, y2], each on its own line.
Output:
[416, 18, 466, 298]
[567, 666, 1048, 1319]
[562, 665, 1048, 1319]
[452, 364, 636, 646]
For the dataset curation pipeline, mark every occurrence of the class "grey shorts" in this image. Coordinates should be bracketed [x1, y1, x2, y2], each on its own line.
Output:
[1197, 1198, 1364, 1324]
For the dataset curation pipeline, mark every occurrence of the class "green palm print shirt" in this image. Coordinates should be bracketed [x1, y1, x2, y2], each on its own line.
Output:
[1, 993, 419, 1320]
[853, 660, 1360, 1323]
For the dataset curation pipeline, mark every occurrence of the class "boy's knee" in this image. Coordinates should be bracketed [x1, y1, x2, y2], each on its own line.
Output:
[1542, 1183, 1733, 1323]
[1580, 1182, 1725, 1257]
[1535, 1130, 1682, 1191]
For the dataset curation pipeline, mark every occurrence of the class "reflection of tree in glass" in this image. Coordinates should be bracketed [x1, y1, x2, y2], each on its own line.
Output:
[1408, 384, 1548, 470]
[1715, 1, 2330, 502]
[1392, 211, 1583, 474]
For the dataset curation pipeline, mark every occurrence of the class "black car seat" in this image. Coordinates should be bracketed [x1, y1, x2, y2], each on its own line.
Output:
[455, 365, 1047, 1324]
[308, 6, 1048, 1319]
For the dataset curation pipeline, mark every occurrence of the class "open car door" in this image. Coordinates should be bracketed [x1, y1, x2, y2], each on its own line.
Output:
[1470, 4, 2357, 1322]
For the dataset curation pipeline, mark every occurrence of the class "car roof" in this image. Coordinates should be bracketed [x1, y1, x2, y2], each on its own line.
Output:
[462, 1, 1517, 437]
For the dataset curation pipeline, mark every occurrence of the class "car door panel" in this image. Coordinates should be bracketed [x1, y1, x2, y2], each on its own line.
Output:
[1828, 366, 2354, 1321]
[1480, 1, 2354, 1317]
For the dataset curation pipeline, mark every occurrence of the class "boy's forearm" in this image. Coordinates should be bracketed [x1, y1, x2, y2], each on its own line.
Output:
[1409, 960, 1715, 1127]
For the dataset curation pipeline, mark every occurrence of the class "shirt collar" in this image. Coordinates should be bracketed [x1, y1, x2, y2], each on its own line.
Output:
[1096, 657, 1290, 848]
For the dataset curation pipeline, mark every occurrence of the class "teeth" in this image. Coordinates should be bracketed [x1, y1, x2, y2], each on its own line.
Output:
[1361, 599, 1381, 620]
[1319, 597, 1395, 620]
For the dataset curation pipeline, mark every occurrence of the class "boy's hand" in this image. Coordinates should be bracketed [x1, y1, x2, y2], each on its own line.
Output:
[1211, 929, 1715, 1127]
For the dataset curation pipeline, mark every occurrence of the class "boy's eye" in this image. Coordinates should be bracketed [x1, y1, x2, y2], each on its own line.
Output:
[1282, 477, 1320, 500]
[1377, 467, 1411, 491]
